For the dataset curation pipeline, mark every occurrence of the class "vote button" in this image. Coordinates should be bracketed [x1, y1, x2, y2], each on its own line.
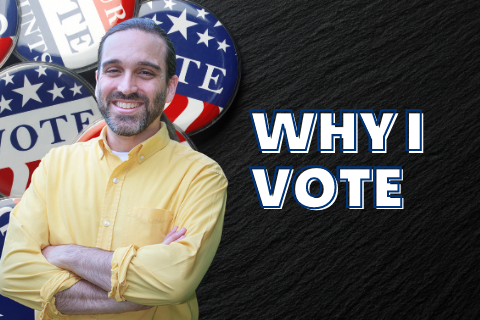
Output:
[0, 62, 103, 198]
[0, 0, 20, 68]
[14, 0, 138, 72]
[139, 0, 240, 135]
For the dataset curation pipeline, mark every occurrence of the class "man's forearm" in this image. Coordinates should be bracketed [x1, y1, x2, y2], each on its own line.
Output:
[55, 280, 150, 315]
[43, 245, 112, 292]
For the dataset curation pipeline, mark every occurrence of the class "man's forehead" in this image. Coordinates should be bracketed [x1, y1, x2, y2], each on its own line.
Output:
[101, 29, 168, 68]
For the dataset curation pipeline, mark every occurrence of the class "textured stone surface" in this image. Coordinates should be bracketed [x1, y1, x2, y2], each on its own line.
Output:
[2, 0, 479, 318]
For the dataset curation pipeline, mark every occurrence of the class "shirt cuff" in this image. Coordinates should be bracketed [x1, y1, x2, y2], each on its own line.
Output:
[109, 244, 137, 302]
[39, 270, 81, 320]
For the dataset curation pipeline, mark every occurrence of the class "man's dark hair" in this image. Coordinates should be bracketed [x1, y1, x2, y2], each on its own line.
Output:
[97, 18, 176, 81]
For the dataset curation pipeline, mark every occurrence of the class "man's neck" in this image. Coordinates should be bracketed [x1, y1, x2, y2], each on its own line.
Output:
[106, 120, 161, 152]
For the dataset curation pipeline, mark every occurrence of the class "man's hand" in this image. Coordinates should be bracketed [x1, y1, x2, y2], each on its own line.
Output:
[162, 226, 186, 245]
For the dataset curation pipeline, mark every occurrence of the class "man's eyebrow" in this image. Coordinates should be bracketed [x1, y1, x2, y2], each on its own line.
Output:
[137, 61, 162, 72]
[101, 59, 121, 69]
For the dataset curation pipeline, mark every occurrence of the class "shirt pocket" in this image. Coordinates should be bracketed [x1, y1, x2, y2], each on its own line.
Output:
[122, 207, 173, 248]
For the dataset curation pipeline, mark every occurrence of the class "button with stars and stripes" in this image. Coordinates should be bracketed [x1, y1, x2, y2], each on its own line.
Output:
[13, 0, 138, 72]
[0, 198, 34, 319]
[0, 62, 103, 198]
[0, 0, 20, 68]
[139, 0, 240, 135]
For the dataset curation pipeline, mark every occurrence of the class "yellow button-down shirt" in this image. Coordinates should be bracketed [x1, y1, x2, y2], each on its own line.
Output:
[0, 123, 228, 320]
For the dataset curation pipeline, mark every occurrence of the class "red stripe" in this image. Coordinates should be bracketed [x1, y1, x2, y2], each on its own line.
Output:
[186, 102, 220, 133]
[176, 130, 186, 142]
[25, 160, 41, 191]
[164, 94, 188, 123]
[0, 167, 14, 197]
[0, 37, 13, 62]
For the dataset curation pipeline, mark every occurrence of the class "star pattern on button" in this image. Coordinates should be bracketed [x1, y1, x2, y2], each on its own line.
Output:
[217, 39, 230, 52]
[149, 13, 162, 25]
[48, 83, 65, 101]
[0, 95, 13, 113]
[1, 72, 14, 85]
[164, 0, 176, 10]
[196, 8, 208, 19]
[137, 0, 240, 135]
[35, 66, 47, 77]
[70, 83, 82, 96]
[197, 29, 214, 47]
[12, 76, 43, 107]
[167, 8, 197, 40]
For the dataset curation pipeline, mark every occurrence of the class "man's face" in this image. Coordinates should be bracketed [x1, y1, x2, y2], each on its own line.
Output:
[95, 29, 177, 137]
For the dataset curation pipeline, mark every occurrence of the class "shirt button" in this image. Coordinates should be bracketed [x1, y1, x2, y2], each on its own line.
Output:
[104, 221, 110, 227]
[140, 155, 144, 160]
[113, 178, 118, 183]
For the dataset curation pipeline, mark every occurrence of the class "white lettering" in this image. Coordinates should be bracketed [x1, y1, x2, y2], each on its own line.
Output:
[105, 5, 125, 25]
[27, 33, 48, 52]
[21, 11, 40, 36]
[176, 55, 201, 84]
[0, 14, 8, 35]
[199, 63, 226, 94]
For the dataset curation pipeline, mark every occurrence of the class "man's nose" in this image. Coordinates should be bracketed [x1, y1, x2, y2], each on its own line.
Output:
[117, 73, 138, 95]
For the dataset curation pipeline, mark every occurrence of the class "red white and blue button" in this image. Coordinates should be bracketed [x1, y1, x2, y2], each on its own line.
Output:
[14, 0, 138, 72]
[0, 62, 103, 198]
[0, 198, 33, 319]
[0, 0, 20, 68]
[139, 0, 240, 134]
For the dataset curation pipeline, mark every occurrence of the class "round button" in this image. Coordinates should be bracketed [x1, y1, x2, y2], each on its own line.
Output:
[113, 178, 119, 183]
[104, 221, 110, 227]
[140, 155, 144, 160]
[0, 0, 20, 69]
[0, 63, 101, 198]
[14, 0, 138, 72]
[139, 0, 240, 135]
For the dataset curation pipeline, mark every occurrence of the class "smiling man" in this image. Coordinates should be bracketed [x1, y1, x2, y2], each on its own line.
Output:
[0, 19, 227, 320]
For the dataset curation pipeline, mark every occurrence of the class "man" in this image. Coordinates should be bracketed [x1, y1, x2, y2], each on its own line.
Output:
[0, 18, 227, 319]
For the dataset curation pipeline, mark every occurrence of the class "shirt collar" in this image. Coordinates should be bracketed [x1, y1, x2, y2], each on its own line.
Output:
[97, 122, 170, 163]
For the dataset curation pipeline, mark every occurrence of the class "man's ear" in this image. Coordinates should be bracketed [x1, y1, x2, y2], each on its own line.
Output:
[95, 70, 98, 82]
[166, 75, 179, 103]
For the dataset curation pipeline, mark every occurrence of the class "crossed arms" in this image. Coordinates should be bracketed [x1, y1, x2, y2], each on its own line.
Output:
[40, 227, 185, 314]
[0, 151, 228, 318]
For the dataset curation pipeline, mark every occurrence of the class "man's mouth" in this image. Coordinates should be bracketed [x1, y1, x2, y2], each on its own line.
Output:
[113, 101, 142, 109]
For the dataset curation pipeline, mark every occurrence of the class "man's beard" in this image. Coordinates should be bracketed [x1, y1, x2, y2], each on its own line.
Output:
[96, 88, 166, 137]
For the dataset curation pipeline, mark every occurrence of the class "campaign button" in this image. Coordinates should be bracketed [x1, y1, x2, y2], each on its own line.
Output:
[0, 0, 20, 68]
[139, 0, 240, 135]
[74, 116, 197, 150]
[0, 62, 103, 198]
[0, 199, 34, 319]
[14, 0, 138, 72]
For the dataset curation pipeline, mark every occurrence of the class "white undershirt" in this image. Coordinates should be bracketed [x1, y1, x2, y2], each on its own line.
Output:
[111, 150, 130, 162]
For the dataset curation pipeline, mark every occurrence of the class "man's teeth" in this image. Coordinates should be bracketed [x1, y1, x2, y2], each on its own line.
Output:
[117, 102, 140, 109]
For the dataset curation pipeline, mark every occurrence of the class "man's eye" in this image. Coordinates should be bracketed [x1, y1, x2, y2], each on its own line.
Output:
[106, 69, 120, 74]
[140, 70, 155, 76]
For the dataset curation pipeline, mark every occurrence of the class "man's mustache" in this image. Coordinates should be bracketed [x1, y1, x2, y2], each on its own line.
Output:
[106, 91, 150, 105]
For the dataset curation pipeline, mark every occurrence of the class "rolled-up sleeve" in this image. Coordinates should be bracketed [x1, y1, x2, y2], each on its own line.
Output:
[0, 155, 81, 317]
[109, 167, 227, 305]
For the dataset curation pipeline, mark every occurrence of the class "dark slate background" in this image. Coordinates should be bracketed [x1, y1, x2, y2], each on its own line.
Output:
[2, 0, 480, 319]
